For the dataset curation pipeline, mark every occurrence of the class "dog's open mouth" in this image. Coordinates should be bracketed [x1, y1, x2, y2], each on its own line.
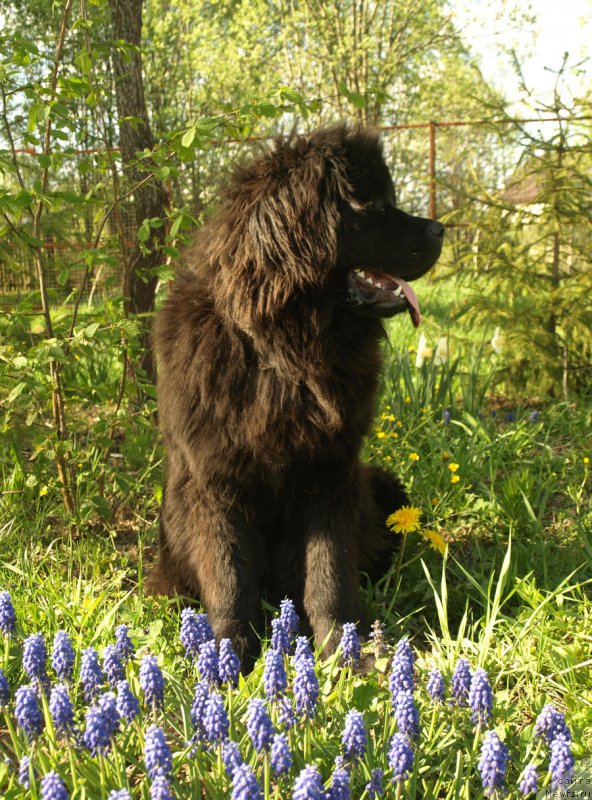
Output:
[347, 268, 422, 326]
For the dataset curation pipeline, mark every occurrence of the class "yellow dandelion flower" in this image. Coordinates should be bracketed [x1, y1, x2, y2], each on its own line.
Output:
[409, 452, 420, 461]
[377, 431, 386, 439]
[422, 529, 447, 554]
[389, 432, 399, 439]
[387, 506, 422, 534]
[584, 457, 589, 464]
[448, 463, 459, 472]
[388, 414, 395, 422]
[405, 396, 411, 404]
[450, 474, 460, 484]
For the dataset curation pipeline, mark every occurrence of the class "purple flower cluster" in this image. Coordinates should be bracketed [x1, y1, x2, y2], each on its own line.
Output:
[80, 647, 104, 703]
[263, 647, 287, 701]
[51, 631, 75, 683]
[179, 608, 214, 660]
[0, 596, 580, 800]
[341, 709, 367, 761]
[293, 637, 319, 719]
[0, 591, 16, 636]
[246, 698, 274, 752]
[340, 622, 361, 667]
[139, 654, 165, 710]
[390, 638, 419, 738]
[451, 657, 472, 707]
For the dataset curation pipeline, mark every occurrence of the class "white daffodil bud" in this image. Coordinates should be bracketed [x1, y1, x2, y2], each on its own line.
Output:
[491, 327, 506, 354]
[433, 336, 449, 366]
[415, 334, 433, 368]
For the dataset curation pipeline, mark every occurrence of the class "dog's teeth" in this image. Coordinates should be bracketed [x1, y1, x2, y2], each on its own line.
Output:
[394, 286, 403, 297]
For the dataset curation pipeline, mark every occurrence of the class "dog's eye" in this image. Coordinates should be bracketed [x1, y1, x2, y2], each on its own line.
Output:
[366, 199, 386, 214]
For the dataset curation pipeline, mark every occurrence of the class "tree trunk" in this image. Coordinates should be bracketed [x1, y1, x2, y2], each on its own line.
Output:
[108, 0, 168, 383]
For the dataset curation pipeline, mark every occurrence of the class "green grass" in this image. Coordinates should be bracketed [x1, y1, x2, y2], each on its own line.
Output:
[0, 280, 591, 797]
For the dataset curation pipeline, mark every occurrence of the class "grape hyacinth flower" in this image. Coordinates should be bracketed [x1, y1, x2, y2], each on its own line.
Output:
[197, 639, 219, 685]
[293, 649, 319, 720]
[292, 764, 325, 800]
[469, 667, 493, 727]
[478, 731, 509, 796]
[388, 732, 414, 783]
[519, 763, 539, 796]
[108, 790, 131, 800]
[451, 657, 472, 707]
[18, 755, 34, 789]
[270, 731, 292, 776]
[327, 765, 351, 800]
[116, 679, 140, 723]
[263, 647, 288, 701]
[49, 684, 75, 738]
[139, 654, 165, 710]
[114, 624, 135, 663]
[340, 623, 361, 667]
[232, 763, 262, 800]
[80, 647, 104, 703]
[219, 638, 241, 687]
[15, 684, 44, 741]
[426, 668, 445, 702]
[271, 617, 291, 655]
[150, 775, 174, 800]
[23, 633, 50, 693]
[83, 704, 112, 755]
[0, 591, 16, 636]
[180, 608, 206, 660]
[0, 668, 9, 706]
[180, 609, 214, 660]
[365, 768, 384, 798]
[395, 637, 414, 668]
[40, 771, 69, 800]
[278, 696, 296, 730]
[341, 709, 367, 761]
[51, 631, 75, 683]
[144, 725, 173, 781]
[98, 691, 120, 739]
[190, 680, 210, 743]
[222, 740, 244, 777]
[294, 636, 314, 665]
[534, 703, 571, 744]
[280, 598, 299, 643]
[204, 692, 229, 744]
[389, 647, 414, 706]
[394, 692, 420, 738]
[103, 645, 125, 689]
[549, 735, 575, 789]
[246, 698, 274, 752]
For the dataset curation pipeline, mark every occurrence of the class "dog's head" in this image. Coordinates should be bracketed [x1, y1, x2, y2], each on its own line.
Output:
[209, 125, 443, 330]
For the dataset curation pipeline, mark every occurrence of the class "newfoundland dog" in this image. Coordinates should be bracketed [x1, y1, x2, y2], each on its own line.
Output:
[147, 124, 444, 665]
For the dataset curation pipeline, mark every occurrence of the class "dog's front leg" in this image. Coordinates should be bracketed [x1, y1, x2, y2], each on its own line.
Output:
[300, 473, 362, 657]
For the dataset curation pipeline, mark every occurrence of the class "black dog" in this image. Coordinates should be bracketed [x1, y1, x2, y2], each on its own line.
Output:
[147, 125, 444, 666]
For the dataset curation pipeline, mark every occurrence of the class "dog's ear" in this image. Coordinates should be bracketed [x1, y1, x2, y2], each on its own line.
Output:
[209, 137, 351, 326]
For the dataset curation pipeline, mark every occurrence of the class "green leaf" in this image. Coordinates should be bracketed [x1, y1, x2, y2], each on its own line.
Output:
[137, 221, 151, 243]
[57, 269, 70, 286]
[37, 154, 52, 169]
[83, 322, 100, 338]
[182, 125, 197, 148]
[8, 382, 26, 403]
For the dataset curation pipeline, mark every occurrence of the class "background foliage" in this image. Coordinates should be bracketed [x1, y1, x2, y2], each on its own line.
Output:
[0, 1, 591, 793]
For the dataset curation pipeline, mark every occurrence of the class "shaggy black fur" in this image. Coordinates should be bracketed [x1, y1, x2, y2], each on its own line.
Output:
[146, 125, 444, 666]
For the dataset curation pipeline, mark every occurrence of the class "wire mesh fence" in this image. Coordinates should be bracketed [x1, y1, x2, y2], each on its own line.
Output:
[1, 114, 589, 305]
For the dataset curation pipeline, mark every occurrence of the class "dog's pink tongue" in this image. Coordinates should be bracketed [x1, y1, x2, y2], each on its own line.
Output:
[396, 277, 421, 327]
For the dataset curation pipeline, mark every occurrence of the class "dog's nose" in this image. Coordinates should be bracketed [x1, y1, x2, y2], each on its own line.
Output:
[428, 220, 445, 239]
